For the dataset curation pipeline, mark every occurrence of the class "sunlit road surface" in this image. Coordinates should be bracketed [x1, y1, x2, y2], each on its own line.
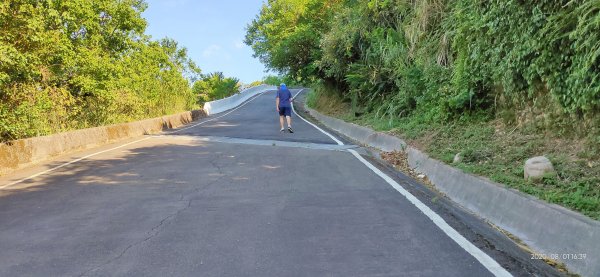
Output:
[0, 90, 559, 276]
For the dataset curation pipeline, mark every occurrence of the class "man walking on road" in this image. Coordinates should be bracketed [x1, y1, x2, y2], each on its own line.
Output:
[276, 83, 294, 133]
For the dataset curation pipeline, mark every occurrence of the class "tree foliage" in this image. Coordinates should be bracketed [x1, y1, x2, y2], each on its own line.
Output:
[246, 0, 600, 130]
[262, 74, 297, 86]
[245, 0, 342, 82]
[0, 0, 200, 141]
[192, 72, 241, 103]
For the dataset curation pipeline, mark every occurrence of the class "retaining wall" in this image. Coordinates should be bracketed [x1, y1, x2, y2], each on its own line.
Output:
[0, 85, 276, 176]
[0, 110, 205, 176]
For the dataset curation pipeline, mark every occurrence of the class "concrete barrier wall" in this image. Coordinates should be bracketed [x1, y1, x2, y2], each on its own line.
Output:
[0, 110, 205, 176]
[305, 104, 600, 277]
[203, 84, 276, 115]
[0, 85, 277, 176]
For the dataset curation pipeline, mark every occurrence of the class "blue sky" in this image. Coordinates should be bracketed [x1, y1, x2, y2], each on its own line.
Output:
[142, 0, 268, 83]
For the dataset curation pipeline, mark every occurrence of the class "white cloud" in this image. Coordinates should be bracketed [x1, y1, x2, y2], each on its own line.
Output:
[162, 0, 191, 8]
[202, 44, 222, 58]
[234, 40, 245, 49]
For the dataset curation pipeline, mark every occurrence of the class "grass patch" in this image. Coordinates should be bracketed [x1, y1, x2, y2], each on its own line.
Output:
[307, 87, 600, 220]
[306, 83, 351, 116]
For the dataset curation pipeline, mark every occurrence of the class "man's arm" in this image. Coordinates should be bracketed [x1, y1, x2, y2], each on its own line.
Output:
[276, 97, 280, 111]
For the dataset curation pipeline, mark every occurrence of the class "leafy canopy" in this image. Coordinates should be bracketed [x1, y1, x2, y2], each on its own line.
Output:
[244, 0, 342, 82]
[0, 0, 200, 141]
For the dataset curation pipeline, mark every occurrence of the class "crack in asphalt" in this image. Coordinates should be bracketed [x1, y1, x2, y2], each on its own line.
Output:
[78, 154, 227, 277]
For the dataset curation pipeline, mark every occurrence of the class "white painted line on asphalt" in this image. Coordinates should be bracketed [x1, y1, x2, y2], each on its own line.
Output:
[0, 137, 152, 189]
[1, 90, 270, 190]
[168, 90, 268, 134]
[292, 88, 512, 277]
[347, 149, 512, 277]
[292, 89, 344, 145]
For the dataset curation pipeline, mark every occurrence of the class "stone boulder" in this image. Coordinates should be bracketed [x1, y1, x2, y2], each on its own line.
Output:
[453, 153, 462, 164]
[524, 156, 556, 180]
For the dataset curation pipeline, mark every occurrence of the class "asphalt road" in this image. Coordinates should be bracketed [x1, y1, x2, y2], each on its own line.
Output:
[0, 90, 561, 276]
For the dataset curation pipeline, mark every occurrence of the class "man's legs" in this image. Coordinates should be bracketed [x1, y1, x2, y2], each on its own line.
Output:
[279, 115, 285, 131]
[286, 115, 293, 133]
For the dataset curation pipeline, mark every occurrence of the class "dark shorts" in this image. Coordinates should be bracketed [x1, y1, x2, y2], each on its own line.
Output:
[278, 106, 292, 116]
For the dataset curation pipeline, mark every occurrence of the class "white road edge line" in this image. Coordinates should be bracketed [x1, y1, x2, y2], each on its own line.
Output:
[167, 90, 267, 134]
[292, 88, 512, 277]
[292, 89, 344, 145]
[0, 137, 152, 189]
[1, 89, 269, 190]
[347, 149, 512, 277]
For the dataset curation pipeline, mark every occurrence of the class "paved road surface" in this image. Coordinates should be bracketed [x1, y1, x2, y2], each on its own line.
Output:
[0, 90, 560, 276]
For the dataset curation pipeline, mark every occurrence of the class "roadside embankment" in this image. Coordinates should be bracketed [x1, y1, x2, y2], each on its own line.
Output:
[0, 110, 204, 176]
[304, 101, 600, 277]
[0, 85, 275, 177]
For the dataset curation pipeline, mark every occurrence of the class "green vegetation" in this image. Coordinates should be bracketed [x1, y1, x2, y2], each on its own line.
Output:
[193, 72, 241, 104]
[1, 0, 200, 142]
[245, 0, 342, 82]
[262, 75, 297, 86]
[246, 0, 600, 219]
[246, 80, 264, 88]
[311, 86, 600, 220]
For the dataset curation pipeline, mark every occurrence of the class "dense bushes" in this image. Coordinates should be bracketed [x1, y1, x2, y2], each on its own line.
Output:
[192, 72, 241, 103]
[246, 0, 600, 218]
[246, 0, 600, 131]
[245, 0, 342, 82]
[0, 0, 200, 142]
[262, 75, 297, 86]
[450, 1, 600, 125]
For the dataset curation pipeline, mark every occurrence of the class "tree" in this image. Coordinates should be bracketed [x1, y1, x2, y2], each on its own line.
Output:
[0, 0, 200, 141]
[244, 0, 342, 82]
[192, 72, 241, 103]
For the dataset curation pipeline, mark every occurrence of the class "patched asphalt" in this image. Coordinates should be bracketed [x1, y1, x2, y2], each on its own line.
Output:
[0, 90, 562, 276]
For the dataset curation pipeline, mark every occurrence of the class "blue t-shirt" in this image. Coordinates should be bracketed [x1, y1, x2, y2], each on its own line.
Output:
[277, 88, 292, 108]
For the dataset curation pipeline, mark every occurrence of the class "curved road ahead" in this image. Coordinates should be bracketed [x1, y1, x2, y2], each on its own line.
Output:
[0, 89, 559, 276]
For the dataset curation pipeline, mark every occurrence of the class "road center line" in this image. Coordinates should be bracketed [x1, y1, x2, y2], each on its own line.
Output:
[292, 89, 512, 277]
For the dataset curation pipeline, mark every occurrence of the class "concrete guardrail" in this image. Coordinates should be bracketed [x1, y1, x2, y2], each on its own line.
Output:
[0, 85, 275, 176]
[203, 84, 276, 115]
[0, 110, 205, 176]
